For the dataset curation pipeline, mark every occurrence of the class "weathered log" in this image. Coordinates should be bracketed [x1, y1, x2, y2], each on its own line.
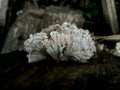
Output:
[102, 0, 119, 34]
[1, 4, 85, 54]
[0, 51, 120, 89]
[0, 0, 8, 26]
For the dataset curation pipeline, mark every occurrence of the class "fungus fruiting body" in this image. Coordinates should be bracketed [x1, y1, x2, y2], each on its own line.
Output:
[24, 22, 96, 63]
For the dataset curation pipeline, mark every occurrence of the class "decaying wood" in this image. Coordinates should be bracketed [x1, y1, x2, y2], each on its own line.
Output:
[0, 51, 120, 89]
[102, 0, 119, 34]
[1, 5, 85, 54]
[95, 35, 120, 57]
[0, 0, 8, 26]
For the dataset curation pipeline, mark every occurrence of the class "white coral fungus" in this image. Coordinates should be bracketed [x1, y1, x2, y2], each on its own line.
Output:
[24, 22, 96, 63]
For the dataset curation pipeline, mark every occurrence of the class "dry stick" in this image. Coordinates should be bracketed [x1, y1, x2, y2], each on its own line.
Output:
[94, 35, 120, 41]
[102, 0, 119, 34]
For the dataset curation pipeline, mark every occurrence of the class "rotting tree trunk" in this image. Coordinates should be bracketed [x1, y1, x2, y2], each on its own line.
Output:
[102, 0, 119, 34]
[0, 0, 8, 26]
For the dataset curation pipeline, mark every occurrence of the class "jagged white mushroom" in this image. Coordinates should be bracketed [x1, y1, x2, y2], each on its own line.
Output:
[24, 22, 96, 63]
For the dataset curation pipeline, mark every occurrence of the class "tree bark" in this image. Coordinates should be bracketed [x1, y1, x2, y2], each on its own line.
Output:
[0, 0, 8, 26]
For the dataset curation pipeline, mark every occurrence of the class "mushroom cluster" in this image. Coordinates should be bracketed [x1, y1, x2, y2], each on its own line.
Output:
[24, 22, 96, 63]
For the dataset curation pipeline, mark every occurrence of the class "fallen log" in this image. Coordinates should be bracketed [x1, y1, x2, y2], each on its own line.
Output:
[0, 51, 120, 90]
